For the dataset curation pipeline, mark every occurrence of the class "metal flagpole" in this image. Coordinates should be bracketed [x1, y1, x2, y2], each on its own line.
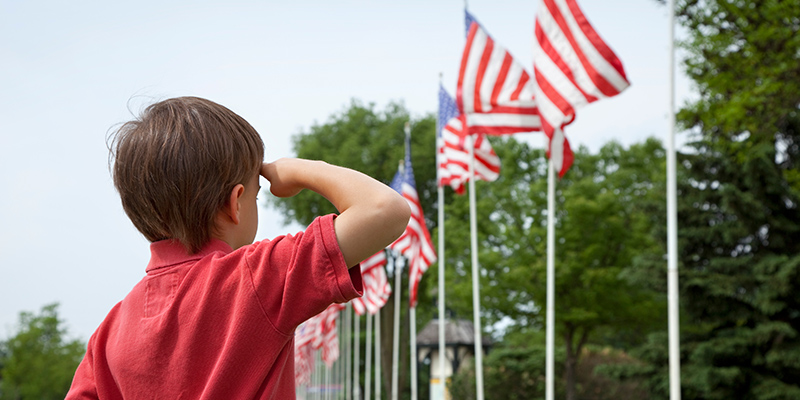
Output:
[437, 181, 447, 399]
[467, 134, 485, 400]
[354, 313, 361, 400]
[436, 73, 448, 400]
[667, 1, 681, 399]
[325, 359, 331, 400]
[311, 350, 316, 400]
[391, 255, 402, 400]
[410, 306, 418, 400]
[346, 305, 352, 400]
[365, 313, 373, 400]
[375, 308, 382, 400]
[339, 311, 345, 400]
[545, 158, 556, 400]
[315, 350, 321, 400]
[405, 121, 419, 400]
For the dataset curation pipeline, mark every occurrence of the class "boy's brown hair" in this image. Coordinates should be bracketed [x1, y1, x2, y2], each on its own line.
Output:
[110, 97, 264, 254]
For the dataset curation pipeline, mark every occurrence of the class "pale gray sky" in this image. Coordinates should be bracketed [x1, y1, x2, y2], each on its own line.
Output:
[0, 0, 689, 341]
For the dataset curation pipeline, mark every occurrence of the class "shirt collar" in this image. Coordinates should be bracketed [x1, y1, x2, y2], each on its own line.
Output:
[146, 239, 234, 273]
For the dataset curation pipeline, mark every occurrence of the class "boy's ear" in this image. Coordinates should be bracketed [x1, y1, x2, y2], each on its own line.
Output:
[223, 184, 246, 225]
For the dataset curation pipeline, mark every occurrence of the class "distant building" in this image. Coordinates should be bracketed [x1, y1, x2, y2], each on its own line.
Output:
[416, 319, 492, 400]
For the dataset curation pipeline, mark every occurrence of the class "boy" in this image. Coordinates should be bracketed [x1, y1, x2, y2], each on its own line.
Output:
[67, 97, 410, 399]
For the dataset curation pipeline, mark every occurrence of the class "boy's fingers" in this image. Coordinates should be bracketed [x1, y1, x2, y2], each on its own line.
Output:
[260, 162, 275, 180]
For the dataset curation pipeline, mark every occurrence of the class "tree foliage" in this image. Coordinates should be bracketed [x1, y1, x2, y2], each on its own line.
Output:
[621, 1, 800, 398]
[0, 303, 85, 400]
[269, 99, 438, 229]
[675, 1, 800, 397]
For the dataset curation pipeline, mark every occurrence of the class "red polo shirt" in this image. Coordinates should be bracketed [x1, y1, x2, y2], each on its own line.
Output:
[67, 214, 362, 399]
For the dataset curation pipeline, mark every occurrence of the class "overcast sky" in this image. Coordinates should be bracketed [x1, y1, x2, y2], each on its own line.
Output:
[0, 0, 690, 341]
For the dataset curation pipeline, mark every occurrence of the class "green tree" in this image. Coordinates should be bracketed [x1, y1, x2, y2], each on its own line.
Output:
[677, 1, 800, 398]
[0, 303, 86, 400]
[617, 1, 800, 398]
[270, 99, 437, 228]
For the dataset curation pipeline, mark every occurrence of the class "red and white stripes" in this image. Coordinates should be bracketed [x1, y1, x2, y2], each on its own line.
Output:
[351, 251, 392, 316]
[533, 0, 630, 175]
[457, 20, 542, 136]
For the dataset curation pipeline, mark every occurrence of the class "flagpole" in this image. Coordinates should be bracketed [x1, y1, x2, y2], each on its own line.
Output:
[406, 121, 420, 400]
[354, 313, 361, 400]
[375, 308, 382, 400]
[365, 312, 373, 400]
[436, 73, 448, 400]
[545, 158, 556, 400]
[325, 358, 331, 400]
[392, 126, 410, 400]
[339, 311, 345, 400]
[467, 134, 485, 400]
[315, 350, 321, 400]
[346, 305, 352, 400]
[437, 181, 447, 399]
[667, 1, 681, 399]
[310, 351, 315, 400]
[410, 306, 418, 400]
[391, 254, 402, 400]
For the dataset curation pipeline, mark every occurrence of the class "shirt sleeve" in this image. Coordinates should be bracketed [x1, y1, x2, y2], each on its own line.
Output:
[243, 214, 363, 335]
[65, 340, 100, 399]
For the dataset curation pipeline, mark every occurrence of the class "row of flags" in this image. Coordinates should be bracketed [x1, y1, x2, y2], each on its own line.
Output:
[294, 303, 344, 385]
[293, 0, 630, 391]
[294, 252, 392, 386]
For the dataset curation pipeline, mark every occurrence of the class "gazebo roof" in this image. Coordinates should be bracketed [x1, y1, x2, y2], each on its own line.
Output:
[416, 318, 492, 348]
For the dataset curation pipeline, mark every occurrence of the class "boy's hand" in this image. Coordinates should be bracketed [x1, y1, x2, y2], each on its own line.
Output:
[261, 159, 307, 198]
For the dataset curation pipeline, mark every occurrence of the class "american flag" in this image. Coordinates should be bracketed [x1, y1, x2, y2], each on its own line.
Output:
[351, 250, 392, 316]
[533, 0, 630, 175]
[312, 304, 344, 367]
[438, 85, 500, 195]
[294, 318, 317, 386]
[294, 303, 344, 385]
[457, 10, 544, 136]
[389, 136, 437, 307]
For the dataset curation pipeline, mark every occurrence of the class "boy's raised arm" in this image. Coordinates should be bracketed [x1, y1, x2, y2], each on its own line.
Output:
[262, 159, 411, 267]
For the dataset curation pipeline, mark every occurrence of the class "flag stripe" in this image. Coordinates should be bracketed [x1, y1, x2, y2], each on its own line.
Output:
[509, 64, 530, 101]
[534, 65, 574, 127]
[465, 113, 541, 132]
[490, 55, 513, 106]
[474, 34, 495, 113]
[457, 23, 481, 114]
[351, 251, 392, 315]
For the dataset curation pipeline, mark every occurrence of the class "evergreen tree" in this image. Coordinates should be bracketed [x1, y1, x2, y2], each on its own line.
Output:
[616, 1, 800, 398]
